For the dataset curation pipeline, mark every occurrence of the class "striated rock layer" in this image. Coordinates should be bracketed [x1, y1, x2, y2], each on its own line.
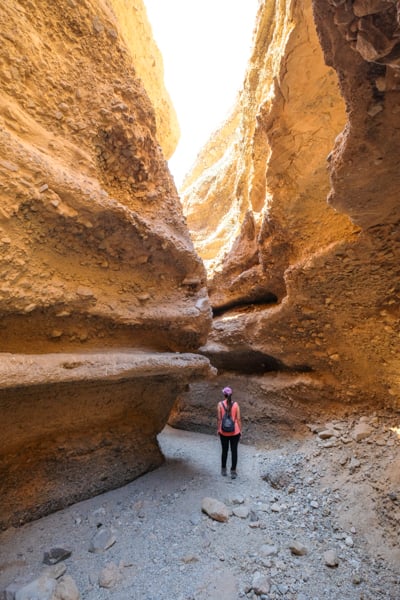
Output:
[175, 0, 400, 435]
[0, 352, 211, 530]
[0, 0, 212, 528]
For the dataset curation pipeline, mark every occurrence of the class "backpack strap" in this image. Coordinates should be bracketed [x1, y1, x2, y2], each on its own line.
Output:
[220, 400, 235, 415]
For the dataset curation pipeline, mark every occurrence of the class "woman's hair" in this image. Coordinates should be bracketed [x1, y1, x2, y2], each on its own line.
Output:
[223, 386, 233, 408]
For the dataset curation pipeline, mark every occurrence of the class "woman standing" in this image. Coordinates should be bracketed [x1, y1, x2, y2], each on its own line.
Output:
[217, 386, 242, 479]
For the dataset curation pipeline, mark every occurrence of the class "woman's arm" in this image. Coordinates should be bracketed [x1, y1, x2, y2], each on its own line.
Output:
[217, 402, 222, 432]
[236, 404, 242, 432]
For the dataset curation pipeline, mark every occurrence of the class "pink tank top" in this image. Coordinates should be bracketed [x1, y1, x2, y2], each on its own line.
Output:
[218, 400, 240, 436]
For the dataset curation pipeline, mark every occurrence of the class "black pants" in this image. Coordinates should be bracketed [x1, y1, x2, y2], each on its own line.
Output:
[219, 433, 241, 471]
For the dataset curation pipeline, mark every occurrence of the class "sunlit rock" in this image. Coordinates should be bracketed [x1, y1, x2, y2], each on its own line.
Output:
[176, 0, 400, 432]
[0, 0, 211, 528]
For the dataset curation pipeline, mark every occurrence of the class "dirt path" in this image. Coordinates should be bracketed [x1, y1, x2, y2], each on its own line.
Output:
[0, 422, 399, 599]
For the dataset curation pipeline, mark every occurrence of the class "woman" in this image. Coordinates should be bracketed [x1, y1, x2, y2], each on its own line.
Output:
[217, 386, 242, 479]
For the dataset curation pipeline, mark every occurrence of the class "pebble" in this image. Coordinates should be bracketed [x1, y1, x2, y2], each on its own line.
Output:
[324, 549, 339, 567]
[232, 506, 250, 519]
[289, 541, 308, 556]
[260, 544, 279, 556]
[98, 562, 120, 589]
[352, 423, 372, 442]
[88, 527, 116, 553]
[201, 497, 229, 522]
[345, 536, 354, 547]
[251, 572, 271, 596]
[43, 548, 72, 565]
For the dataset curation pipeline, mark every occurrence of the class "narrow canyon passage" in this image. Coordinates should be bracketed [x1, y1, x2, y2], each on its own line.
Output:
[1, 1, 400, 597]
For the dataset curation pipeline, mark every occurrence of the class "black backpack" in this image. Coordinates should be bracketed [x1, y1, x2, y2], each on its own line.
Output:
[220, 402, 235, 432]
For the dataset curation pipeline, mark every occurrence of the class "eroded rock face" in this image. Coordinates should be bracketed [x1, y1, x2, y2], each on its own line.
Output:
[0, 0, 209, 354]
[0, 0, 212, 528]
[0, 352, 211, 529]
[174, 0, 400, 434]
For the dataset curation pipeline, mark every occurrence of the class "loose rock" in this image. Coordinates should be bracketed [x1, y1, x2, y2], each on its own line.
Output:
[201, 497, 229, 522]
[289, 541, 308, 556]
[88, 527, 116, 553]
[324, 549, 339, 567]
[98, 562, 120, 589]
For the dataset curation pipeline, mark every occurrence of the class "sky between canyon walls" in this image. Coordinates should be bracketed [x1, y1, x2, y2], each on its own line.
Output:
[144, 0, 259, 188]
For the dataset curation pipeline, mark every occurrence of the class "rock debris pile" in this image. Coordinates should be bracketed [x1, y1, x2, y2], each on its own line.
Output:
[1, 414, 399, 599]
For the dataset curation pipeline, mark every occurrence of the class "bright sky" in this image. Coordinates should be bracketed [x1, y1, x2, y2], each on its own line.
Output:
[144, 0, 259, 188]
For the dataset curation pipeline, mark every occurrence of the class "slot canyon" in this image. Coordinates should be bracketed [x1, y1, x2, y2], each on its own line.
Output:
[0, 0, 400, 598]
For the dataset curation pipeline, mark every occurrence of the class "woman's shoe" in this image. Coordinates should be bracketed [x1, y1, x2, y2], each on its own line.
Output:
[231, 470, 237, 480]
[221, 467, 227, 476]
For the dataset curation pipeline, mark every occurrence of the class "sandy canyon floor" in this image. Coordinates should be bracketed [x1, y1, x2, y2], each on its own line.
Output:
[1, 412, 400, 599]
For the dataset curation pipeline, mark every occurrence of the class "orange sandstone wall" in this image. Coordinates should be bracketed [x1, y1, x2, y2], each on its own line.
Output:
[172, 0, 400, 436]
[0, 0, 212, 528]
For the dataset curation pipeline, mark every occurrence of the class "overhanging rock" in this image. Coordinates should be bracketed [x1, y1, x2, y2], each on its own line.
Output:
[0, 351, 213, 529]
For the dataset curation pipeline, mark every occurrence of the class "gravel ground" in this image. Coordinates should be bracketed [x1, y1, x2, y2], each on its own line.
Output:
[1, 417, 400, 599]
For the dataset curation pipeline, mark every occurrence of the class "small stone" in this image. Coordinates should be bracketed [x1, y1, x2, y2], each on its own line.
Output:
[352, 572, 363, 584]
[49, 329, 63, 339]
[43, 547, 72, 565]
[352, 423, 372, 441]
[98, 562, 120, 589]
[230, 494, 245, 505]
[232, 506, 250, 519]
[375, 76, 386, 92]
[251, 572, 271, 596]
[201, 497, 229, 522]
[88, 527, 116, 553]
[24, 303, 37, 313]
[137, 293, 150, 302]
[318, 429, 335, 439]
[39, 183, 49, 192]
[324, 549, 339, 567]
[367, 103, 383, 117]
[345, 536, 354, 547]
[289, 541, 308, 556]
[181, 554, 199, 564]
[260, 544, 279, 556]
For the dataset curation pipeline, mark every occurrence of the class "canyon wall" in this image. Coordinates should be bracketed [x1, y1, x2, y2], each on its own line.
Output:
[173, 0, 400, 439]
[0, 0, 212, 528]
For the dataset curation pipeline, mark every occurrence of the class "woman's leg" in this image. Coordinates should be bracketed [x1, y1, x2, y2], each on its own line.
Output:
[229, 434, 241, 471]
[219, 434, 229, 470]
